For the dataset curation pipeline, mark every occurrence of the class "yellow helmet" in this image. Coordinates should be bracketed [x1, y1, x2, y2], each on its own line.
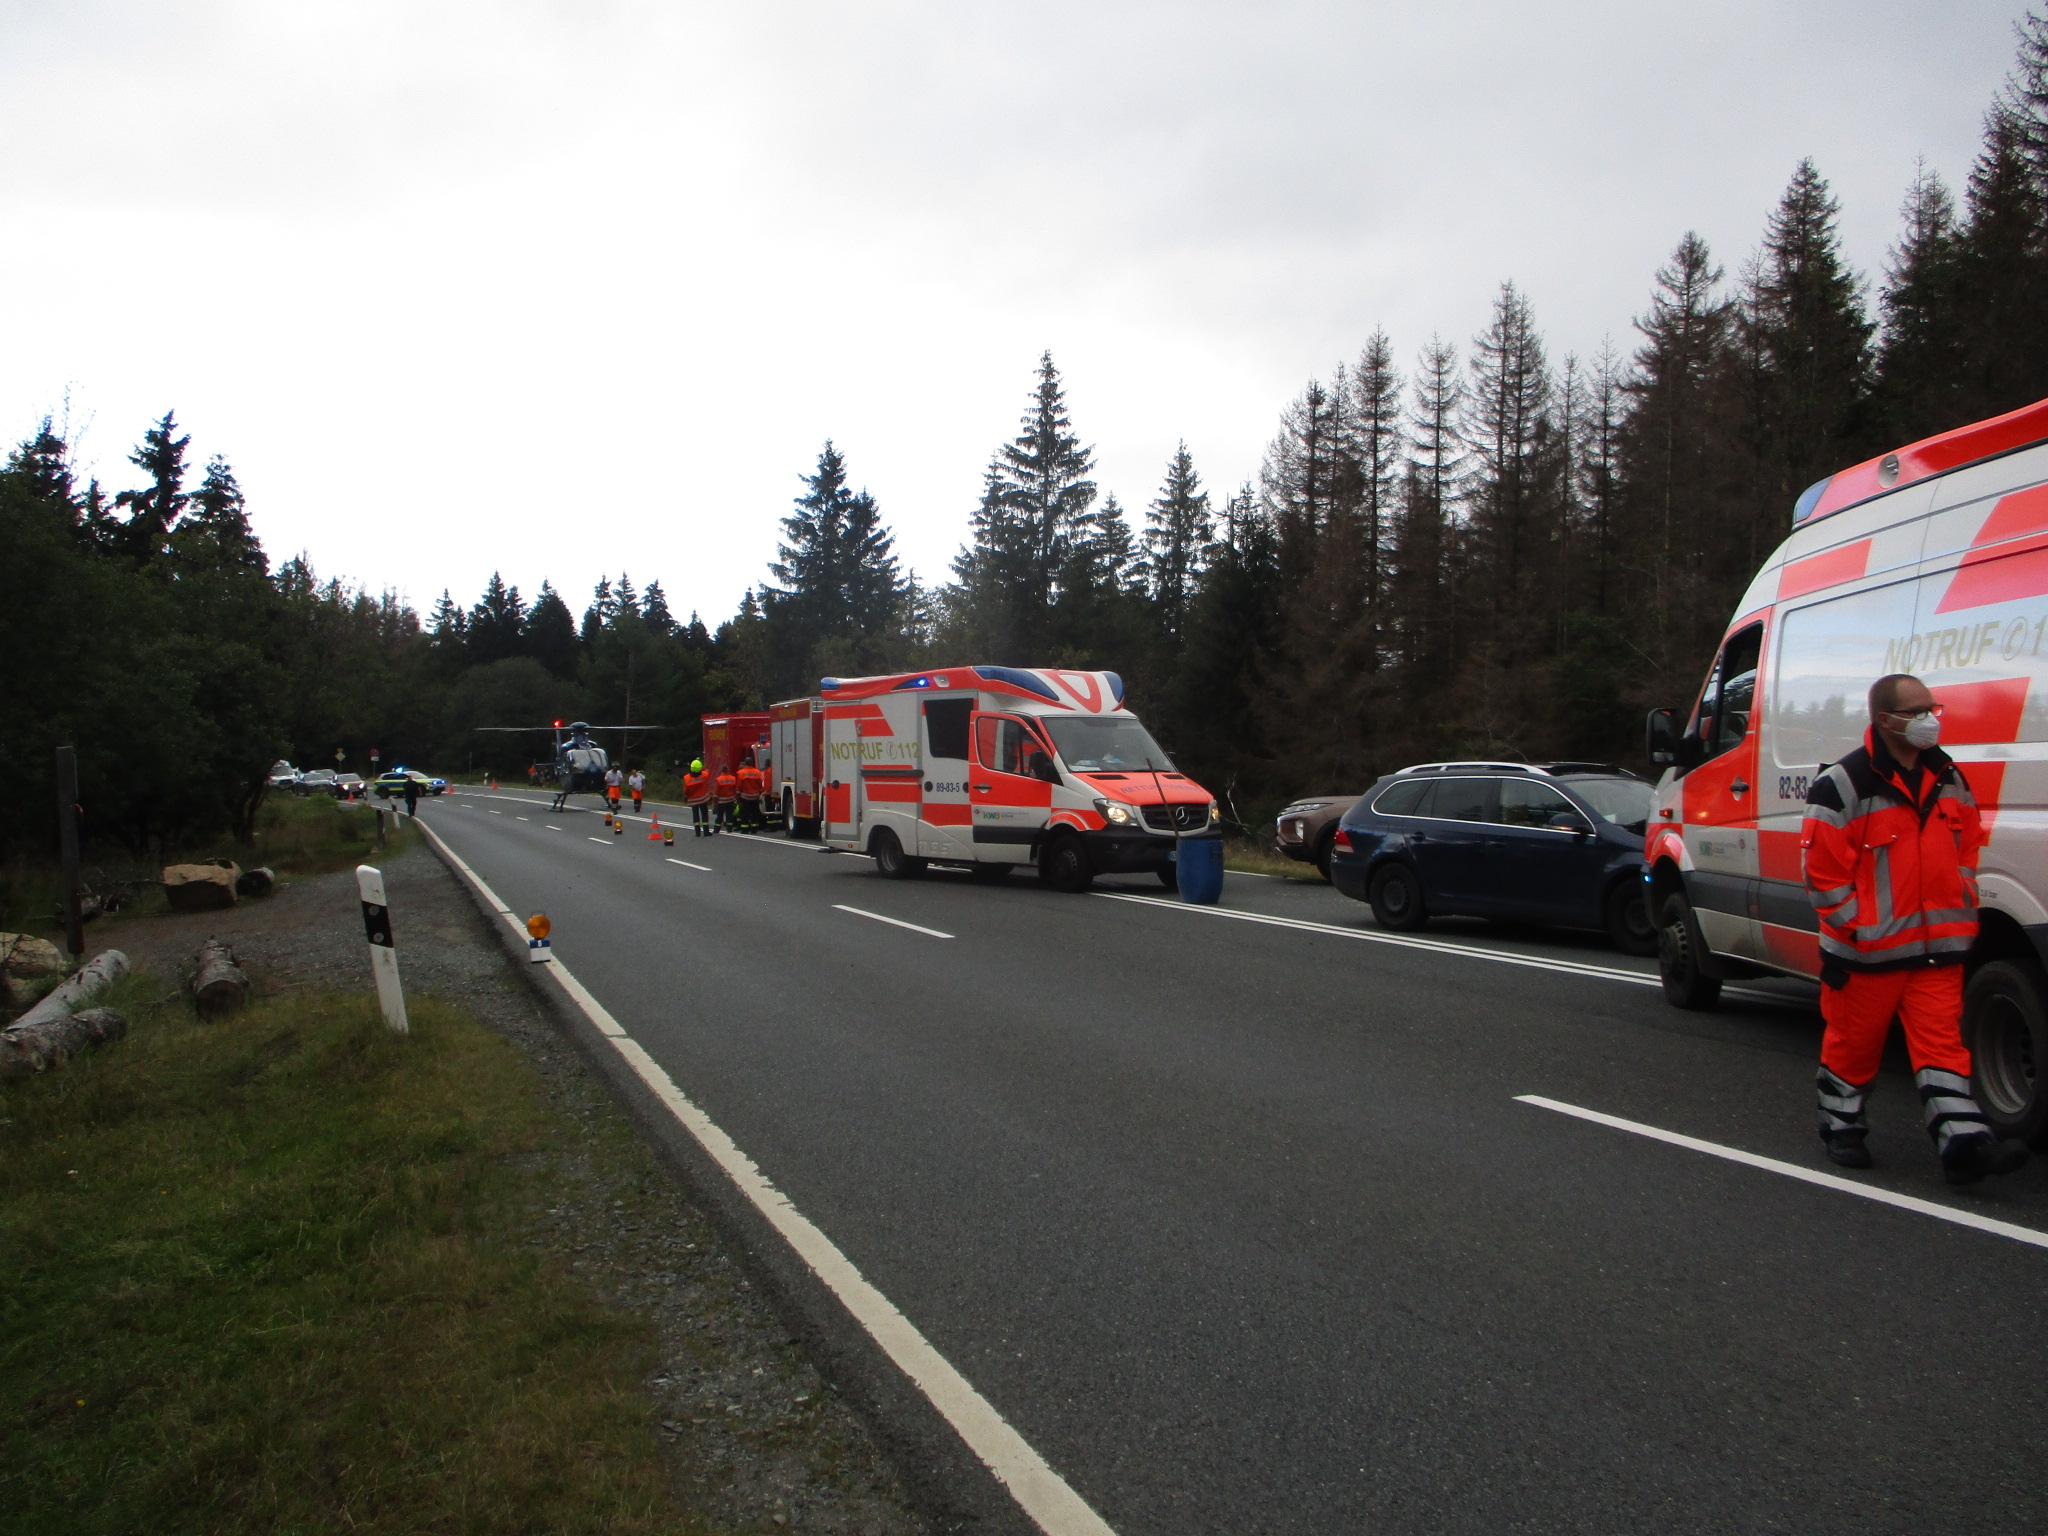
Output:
[691, 759, 704, 773]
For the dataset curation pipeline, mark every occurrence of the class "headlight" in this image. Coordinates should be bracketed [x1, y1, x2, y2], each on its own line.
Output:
[1095, 798, 1136, 827]
[1209, 801, 1221, 826]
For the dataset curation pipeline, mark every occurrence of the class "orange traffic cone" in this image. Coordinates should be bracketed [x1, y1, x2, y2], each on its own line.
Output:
[647, 814, 663, 840]
[490, 775, 498, 790]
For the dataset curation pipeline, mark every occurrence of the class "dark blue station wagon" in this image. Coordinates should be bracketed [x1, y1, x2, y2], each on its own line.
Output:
[1328, 762, 1656, 954]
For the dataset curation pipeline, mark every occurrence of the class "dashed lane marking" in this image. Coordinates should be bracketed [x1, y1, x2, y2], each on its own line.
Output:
[666, 858, 713, 871]
[1516, 1094, 2048, 1253]
[411, 815, 1115, 1536]
[587, 837, 611, 845]
[517, 817, 529, 821]
[489, 810, 502, 814]
[832, 904, 954, 939]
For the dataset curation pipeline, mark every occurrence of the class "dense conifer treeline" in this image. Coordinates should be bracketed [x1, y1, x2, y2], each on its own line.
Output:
[8, 16, 2048, 856]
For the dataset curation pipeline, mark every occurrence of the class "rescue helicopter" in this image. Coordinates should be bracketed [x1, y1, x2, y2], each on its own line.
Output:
[473, 720, 646, 811]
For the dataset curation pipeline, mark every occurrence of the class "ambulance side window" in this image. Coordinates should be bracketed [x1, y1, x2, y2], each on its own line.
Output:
[1690, 624, 1763, 763]
[924, 698, 973, 760]
[974, 716, 999, 769]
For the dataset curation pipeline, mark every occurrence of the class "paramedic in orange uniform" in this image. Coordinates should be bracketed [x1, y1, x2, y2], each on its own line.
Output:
[683, 760, 712, 837]
[1802, 672, 2029, 1184]
[714, 765, 738, 832]
[736, 753, 764, 831]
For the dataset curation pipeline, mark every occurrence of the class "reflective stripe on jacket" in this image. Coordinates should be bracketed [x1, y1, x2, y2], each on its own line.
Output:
[1801, 729, 1982, 970]
[737, 766, 763, 798]
[683, 772, 711, 805]
[714, 772, 738, 803]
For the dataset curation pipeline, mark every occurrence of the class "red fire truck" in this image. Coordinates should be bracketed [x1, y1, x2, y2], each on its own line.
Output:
[1645, 394, 2048, 1140]
[768, 665, 1216, 891]
[699, 712, 770, 783]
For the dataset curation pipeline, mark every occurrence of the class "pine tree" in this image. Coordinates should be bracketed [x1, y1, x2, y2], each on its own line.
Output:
[766, 442, 905, 691]
[1340, 331, 1404, 657]
[838, 487, 904, 664]
[1390, 338, 1464, 687]
[113, 410, 191, 565]
[8, 419, 75, 512]
[1462, 282, 1558, 616]
[468, 573, 526, 666]
[522, 581, 580, 678]
[642, 580, 677, 635]
[181, 455, 265, 576]
[1575, 342, 1626, 617]
[1259, 377, 1341, 589]
[581, 576, 616, 647]
[1954, 102, 2048, 424]
[1142, 442, 1212, 645]
[1873, 162, 1965, 441]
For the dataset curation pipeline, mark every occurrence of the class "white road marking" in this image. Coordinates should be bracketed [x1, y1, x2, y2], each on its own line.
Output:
[1516, 1094, 2048, 1253]
[833, 904, 954, 939]
[587, 837, 611, 845]
[722, 830, 834, 852]
[489, 810, 502, 814]
[412, 816, 1114, 1536]
[544, 824, 561, 831]
[666, 858, 713, 871]
[517, 817, 529, 822]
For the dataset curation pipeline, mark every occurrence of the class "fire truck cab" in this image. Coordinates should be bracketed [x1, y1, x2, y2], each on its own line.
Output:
[1645, 395, 2048, 1142]
[794, 664, 1217, 891]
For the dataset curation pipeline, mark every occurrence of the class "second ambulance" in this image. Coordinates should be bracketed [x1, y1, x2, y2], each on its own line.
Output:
[767, 665, 1217, 891]
[1646, 395, 2048, 1143]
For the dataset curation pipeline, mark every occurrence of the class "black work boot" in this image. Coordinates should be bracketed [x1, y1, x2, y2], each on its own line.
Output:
[1941, 1135, 2031, 1186]
[1822, 1130, 1873, 1169]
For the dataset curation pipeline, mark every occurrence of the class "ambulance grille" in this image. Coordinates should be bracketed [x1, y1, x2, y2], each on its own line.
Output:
[1142, 803, 1209, 833]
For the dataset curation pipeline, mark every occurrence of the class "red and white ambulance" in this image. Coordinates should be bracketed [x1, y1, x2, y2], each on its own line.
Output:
[1645, 395, 2048, 1140]
[770, 665, 1217, 891]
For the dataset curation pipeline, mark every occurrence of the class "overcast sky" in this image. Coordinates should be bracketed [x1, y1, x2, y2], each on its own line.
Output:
[0, 1, 2027, 626]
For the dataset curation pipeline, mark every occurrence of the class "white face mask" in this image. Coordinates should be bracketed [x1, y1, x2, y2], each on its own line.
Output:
[1901, 712, 1941, 750]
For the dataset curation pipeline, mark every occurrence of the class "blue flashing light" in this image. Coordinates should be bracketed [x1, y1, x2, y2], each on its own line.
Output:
[973, 666, 1059, 701]
[1793, 476, 1832, 525]
[1104, 672, 1125, 705]
[891, 674, 934, 690]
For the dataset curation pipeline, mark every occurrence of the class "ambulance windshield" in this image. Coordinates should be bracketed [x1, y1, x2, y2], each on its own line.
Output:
[1040, 715, 1174, 772]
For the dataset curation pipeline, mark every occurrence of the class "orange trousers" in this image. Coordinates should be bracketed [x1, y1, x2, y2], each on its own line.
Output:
[1819, 964, 1970, 1084]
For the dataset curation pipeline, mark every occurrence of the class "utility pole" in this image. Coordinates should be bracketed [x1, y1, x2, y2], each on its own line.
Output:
[55, 746, 84, 956]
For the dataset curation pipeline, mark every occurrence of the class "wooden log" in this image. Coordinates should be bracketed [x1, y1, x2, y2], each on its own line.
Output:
[163, 863, 239, 913]
[0, 1007, 127, 1079]
[191, 938, 250, 1020]
[234, 866, 275, 898]
[9, 949, 128, 1030]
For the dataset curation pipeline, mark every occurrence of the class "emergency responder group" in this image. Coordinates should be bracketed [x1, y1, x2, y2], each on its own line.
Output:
[680, 751, 766, 835]
[1802, 671, 2029, 1185]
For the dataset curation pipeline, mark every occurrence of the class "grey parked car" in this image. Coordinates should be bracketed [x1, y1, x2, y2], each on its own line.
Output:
[1274, 794, 1362, 879]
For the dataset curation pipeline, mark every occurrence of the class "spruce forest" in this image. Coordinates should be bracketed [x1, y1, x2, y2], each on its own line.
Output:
[9, 20, 2048, 857]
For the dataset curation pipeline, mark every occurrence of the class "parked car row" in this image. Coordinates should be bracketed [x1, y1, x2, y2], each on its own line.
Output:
[268, 761, 442, 802]
[1277, 761, 1657, 956]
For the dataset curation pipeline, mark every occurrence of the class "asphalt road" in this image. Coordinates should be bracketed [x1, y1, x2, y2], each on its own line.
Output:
[417, 786, 2048, 1535]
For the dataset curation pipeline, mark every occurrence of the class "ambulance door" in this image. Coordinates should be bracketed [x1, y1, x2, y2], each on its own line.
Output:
[919, 696, 976, 859]
[822, 704, 861, 846]
[1680, 622, 1765, 959]
[970, 713, 1056, 863]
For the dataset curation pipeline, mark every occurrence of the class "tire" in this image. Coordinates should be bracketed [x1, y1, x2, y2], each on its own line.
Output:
[869, 827, 924, 879]
[1367, 862, 1428, 931]
[968, 862, 1013, 882]
[1603, 879, 1659, 957]
[1157, 866, 1179, 888]
[782, 793, 796, 837]
[1038, 833, 1094, 893]
[1655, 893, 1722, 1009]
[1965, 960, 2048, 1145]
[1314, 830, 1335, 882]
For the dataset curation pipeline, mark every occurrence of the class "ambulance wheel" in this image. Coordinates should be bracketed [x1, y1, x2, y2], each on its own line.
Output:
[1367, 862, 1427, 931]
[1655, 893, 1722, 1010]
[1965, 960, 2048, 1145]
[1603, 880, 1659, 956]
[968, 863, 1012, 882]
[1039, 834, 1094, 893]
[869, 828, 924, 879]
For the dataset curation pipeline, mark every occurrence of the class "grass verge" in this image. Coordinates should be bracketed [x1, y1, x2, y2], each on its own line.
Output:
[1222, 836, 1327, 881]
[1, 972, 697, 1536]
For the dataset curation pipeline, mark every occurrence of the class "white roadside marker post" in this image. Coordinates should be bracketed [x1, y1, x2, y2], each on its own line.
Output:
[356, 864, 409, 1034]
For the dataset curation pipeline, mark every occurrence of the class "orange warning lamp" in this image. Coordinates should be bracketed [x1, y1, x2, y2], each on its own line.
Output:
[526, 913, 551, 940]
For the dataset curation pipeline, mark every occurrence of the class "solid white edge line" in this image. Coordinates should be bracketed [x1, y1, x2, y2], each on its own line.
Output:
[413, 815, 1113, 1536]
[832, 904, 955, 939]
[666, 858, 714, 871]
[1515, 1094, 2048, 1252]
[1092, 890, 1661, 987]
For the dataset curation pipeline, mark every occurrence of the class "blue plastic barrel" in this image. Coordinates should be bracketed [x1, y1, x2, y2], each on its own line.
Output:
[1176, 836, 1225, 905]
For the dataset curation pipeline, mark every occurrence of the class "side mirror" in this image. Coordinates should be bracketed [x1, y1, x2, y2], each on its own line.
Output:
[1549, 811, 1593, 835]
[1645, 708, 1678, 766]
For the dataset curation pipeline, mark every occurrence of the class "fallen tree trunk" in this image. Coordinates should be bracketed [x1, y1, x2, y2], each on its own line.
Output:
[0, 1007, 127, 1080]
[9, 949, 128, 1030]
[191, 938, 249, 1020]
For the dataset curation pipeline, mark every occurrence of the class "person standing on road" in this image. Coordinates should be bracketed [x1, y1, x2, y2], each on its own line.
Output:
[629, 768, 646, 813]
[1802, 672, 2030, 1185]
[604, 765, 624, 818]
[683, 760, 712, 836]
[714, 764, 738, 831]
[403, 776, 420, 818]
[736, 753, 764, 831]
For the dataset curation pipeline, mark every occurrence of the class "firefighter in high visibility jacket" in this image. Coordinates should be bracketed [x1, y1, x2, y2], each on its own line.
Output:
[714, 765, 738, 831]
[683, 760, 712, 837]
[1802, 672, 2029, 1184]
[736, 754, 765, 831]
